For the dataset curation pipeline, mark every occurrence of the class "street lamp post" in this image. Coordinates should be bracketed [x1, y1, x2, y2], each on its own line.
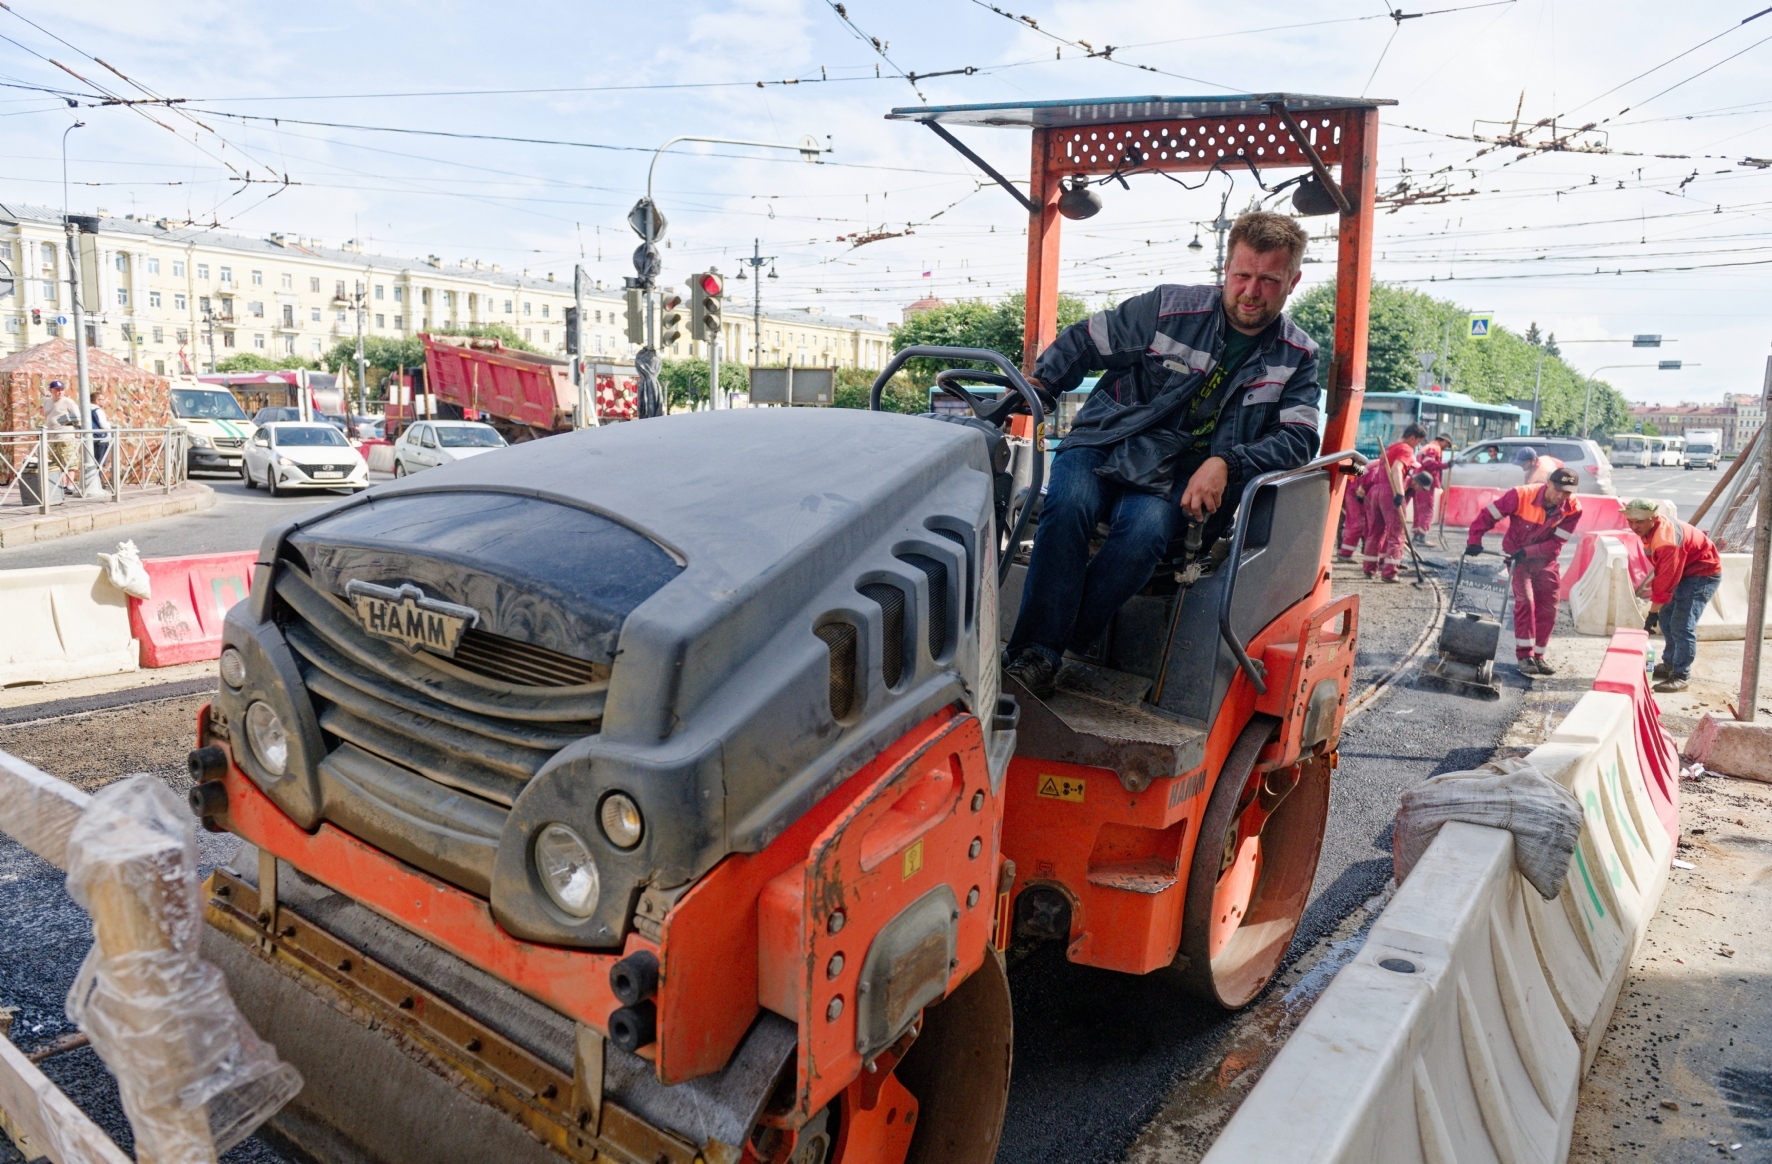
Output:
[1582, 361, 1694, 439]
[735, 240, 778, 368]
[61, 118, 103, 497]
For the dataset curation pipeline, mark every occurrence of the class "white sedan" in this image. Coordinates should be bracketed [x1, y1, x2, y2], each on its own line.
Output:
[242, 422, 370, 496]
[393, 420, 508, 476]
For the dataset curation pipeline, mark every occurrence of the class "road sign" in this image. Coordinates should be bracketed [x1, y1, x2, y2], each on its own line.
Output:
[1416, 351, 1437, 370]
[631, 242, 661, 283]
[799, 134, 822, 161]
[56, 315, 68, 326]
[627, 198, 667, 243]
[1659, 360, 1682, 371]
[1467, 313, 1494, 340]
[1632, 334, 1662, 347]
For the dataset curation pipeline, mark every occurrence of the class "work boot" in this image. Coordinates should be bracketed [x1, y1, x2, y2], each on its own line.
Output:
[1516, 657, 1539, 679]
[1653, 675, 1689, 693]
[1529, 655, 1556, 676]
[1381, 573, 1401, 584]
[1004, 648, 1058, 699]
[1652, 660, 1670, 680]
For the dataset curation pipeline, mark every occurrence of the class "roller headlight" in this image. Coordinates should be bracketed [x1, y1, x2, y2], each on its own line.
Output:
[244, 701, 288, 775]
[534, 823, 600, 917]
[219, 647, 247, 689]
[599, 793, 644, 850]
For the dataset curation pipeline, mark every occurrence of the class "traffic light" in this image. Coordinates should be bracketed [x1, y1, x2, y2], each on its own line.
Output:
[31, 308, 42, 326]
[658, 292, 684, 349]
[688, 270, 723, 344]
[624, 287, 645, 344]
[564, 306, 581, 354]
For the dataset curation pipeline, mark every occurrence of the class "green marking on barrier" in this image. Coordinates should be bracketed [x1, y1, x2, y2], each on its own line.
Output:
[211, 574, 248, 619]
[1574, 847, 1604, 925]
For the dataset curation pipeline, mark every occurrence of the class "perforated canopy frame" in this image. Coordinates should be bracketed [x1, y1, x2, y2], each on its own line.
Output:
[885, 93, 1396, 460]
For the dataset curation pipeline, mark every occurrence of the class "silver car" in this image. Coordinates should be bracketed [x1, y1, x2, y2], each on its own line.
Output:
[392, 420, 508, 476]
[1449, 435, 1615, 495]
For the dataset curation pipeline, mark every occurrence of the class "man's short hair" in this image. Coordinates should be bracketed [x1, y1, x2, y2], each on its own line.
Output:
[1227, 211, 1308, 274]
[1402, 422, 1429, 440]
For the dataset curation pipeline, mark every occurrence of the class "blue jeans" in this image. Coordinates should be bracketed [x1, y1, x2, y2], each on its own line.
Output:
[1007, 445, 1189, 666]
[1662, 572, 1720, 677]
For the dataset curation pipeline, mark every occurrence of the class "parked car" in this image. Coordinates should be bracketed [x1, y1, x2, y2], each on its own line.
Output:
[251, 406, 305, 426]
[1450, 435, 1615, 495]
[242, 422, 369, 496]
[170, 382, 257, 475]
[392, 420, 507, 476]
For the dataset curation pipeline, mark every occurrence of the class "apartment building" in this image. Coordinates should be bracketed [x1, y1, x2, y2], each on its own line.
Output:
[1628, 403, 1741, 452]
[1723, 391, 1765, 453]
[0, 203, 892, 377]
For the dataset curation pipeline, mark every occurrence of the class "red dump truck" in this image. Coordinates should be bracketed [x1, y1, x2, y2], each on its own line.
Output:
[420, 333, 577, 441]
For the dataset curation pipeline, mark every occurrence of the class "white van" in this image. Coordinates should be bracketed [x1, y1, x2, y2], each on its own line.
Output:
[168, 380, 257, 474]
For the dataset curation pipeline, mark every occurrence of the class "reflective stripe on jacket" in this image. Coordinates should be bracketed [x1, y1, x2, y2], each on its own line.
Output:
[1468, 484, 1582, 566]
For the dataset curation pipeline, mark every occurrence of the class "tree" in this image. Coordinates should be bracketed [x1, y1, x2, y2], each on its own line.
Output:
[658, 357, 754, 411]
[1525, 322, 1542, 346]
[215, 353, 316, 373]
[1288, 282, 1634, 438]
[833, 366, 924, 413]
[889, 292, 1089, 384]
[322, 336, 424, 402]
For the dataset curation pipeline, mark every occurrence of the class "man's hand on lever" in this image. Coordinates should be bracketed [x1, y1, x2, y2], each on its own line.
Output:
[1179, 456, 1229, 522]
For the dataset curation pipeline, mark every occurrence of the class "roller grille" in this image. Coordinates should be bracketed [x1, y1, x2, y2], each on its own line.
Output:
[815, 621, 860, 720]
[858, 583, 906, 688]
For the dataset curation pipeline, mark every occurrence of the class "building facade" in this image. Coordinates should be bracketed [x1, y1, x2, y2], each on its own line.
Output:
[0, 204, 892, 380]
[1627, 403, 1741, 452]
[1723, 391, 1765, 453]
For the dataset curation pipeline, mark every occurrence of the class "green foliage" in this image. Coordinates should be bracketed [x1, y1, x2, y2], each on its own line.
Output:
[321, 336, 425, 402]
[658, 357, 754, 411]
[833, 366, 925, 413]
[1288, 282, 1634, 439]
[431, 322, 537, 352]
[214, 353, 315, 373]
[889, 292, 1089, 384]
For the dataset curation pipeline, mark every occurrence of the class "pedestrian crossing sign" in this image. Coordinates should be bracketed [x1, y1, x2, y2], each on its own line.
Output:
[1468, 313, 1494, 340]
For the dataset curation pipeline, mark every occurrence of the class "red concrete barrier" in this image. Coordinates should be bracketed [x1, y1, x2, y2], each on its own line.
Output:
[1439, 484, 1506, 527]
[1442, 485, 1629, 537]
[1560, 529, 1651, 600]
[1592, 627, 1680, 845]
[129, 552, 256, 667]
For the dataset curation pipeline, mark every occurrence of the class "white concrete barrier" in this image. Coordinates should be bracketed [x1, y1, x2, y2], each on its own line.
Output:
[1205, 681, 1671, 1162]
[0, 564, 138, 686]
[1697, 553, 1772, 641]
[1569, 536, 1643, 637]
[366, 444, 396, 473]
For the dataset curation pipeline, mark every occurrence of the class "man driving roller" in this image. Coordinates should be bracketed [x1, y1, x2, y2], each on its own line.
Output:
[1004, 211, 1322, 698]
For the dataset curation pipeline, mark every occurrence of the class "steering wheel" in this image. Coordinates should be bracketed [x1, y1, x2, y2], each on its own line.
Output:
[868, 346, 1046, 584]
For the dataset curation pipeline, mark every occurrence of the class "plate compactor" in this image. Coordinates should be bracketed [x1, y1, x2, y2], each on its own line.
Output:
[187, 383, 1042, 1164]
[1419, 554, 1512, 701]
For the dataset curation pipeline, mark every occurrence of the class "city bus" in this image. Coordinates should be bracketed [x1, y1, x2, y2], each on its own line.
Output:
[1655, 435, 1686, 466]
[1610, 433, 1653, 468]
[1355, 390, 1532, 458]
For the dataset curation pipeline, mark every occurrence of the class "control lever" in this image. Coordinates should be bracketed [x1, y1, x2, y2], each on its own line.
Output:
[1172, 521, 1207, 587]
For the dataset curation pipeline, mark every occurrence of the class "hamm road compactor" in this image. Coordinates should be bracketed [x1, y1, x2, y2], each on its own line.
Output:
[885, 93, 1389, 1006]
[188, 386, 1042, 1164]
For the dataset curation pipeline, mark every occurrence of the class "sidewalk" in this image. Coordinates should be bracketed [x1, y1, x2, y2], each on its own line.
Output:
[0, 482, 214, 548]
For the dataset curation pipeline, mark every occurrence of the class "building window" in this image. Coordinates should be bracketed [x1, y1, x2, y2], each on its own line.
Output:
[337, 310, 346, 322]
[176, 329, 188, 343]
[524, 328, 532, 341]
[376, 313, 385, 328]
[199, 296, 210, 314]
[154, 359, 165, 374]
[198, 263, 210, 280]
[523, 302, 531, 315]
[223, 331, 235, 348]
[280, 273, 292, 289]
[41, 281, 55, 302]
[394, 287, 404, 302]
[311, 339, 322, 353]
[335, 280, 346, 298]
[172, 260, 185, 277]
[503, 299, 513, 313]
[310, 307, 321, 322]
[543, 329, 550, 343]
[219, 266, 232, 283]
[116, 288, 129, 307]
[420, 288, 430, 305]
[254, 333, 266, 349]
[149, 290, 162, 308]
[249, 301, 265, 318]
[375, 284, 384, 300]
[152, 326, 164, 343]
[174, 293, 187, 311]
[394, 315, 404, 329]
[251, 270, 264, 286]
[282, 335, 295, 354]
[309, 276, 321, 292]
[281, 305, 295, 327]
[115, 254, 129, 272]
[0, 242, 9, 260]
[3, 316, 16, 334]
[443, 290, 454, 307]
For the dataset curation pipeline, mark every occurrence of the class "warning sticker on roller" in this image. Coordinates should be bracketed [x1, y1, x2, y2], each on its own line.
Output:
[902, 839, 924, 880]
[1037, 776, 1085, 803]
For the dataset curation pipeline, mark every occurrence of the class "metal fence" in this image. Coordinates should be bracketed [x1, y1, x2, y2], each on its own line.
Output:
[0, 428, 189, 515]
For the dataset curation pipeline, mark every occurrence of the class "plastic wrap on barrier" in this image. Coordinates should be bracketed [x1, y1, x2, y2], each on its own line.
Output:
[96, 540, 152, 601]
[1394, 758, 1584, 900]
[62, 776, 302, 1162]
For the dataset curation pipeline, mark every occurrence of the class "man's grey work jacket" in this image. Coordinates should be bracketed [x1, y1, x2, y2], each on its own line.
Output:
[1034, 284, 1322, 496]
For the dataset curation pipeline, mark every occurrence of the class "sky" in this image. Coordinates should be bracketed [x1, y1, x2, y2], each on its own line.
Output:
[1, 0, 1769, 406]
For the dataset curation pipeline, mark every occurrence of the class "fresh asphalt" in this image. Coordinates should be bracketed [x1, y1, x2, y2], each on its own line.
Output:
[0, 461, 1730, 1164]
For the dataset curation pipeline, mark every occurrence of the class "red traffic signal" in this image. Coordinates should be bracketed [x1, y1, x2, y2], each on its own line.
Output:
[697, 272, 723, 297]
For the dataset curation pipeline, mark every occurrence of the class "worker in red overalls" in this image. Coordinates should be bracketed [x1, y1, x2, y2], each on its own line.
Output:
[1361, 422, 1427, 581]
[1410, 435, 1450, 544]
[1623, 497, 1723, 693]
[1337, 459, 1372, 560]
[1466, 466, 1582, 677]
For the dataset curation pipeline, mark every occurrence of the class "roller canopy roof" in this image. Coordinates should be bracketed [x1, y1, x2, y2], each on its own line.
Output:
[887, 94, 1395, 128]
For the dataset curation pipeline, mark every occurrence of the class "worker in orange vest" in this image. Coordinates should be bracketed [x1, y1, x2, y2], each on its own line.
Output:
[1623, 498, 1723, 693]
[1466, 467, 1583, 677]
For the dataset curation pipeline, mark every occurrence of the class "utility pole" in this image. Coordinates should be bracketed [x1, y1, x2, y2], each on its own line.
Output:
[737, 239, 777, 366]
[572, 264, 596, 426]
[1209, 190, 1232, 287]
[202, 304, 217, 374]
[353, 280, 368, 419]
[64, 218, 100, 497]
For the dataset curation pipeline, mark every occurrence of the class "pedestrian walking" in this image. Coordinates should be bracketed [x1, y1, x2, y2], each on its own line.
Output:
[1622, 497, 1723, 693]
[1360, 422, 1426, 581]
[89, 385, 112, 481]
[1410, 434, 1451, 543]
[43, 380, 80, 482]
[1465, 466, 1582, 677]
